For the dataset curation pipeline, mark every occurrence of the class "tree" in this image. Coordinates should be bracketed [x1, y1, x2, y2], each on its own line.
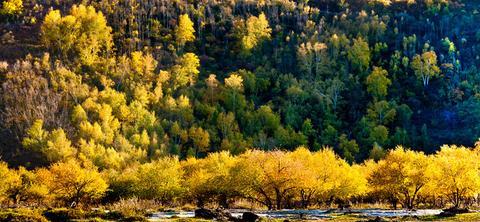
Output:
[368, 147, 431, 209]
[238, 13, 271, 52]
[225, 73, 244, 112]
[347, 37, 371, 73]
[22, 120, 76, 163]
[366, 67, 391, 100]
[182, 152, 237, 208]
[411, 51, 440, 87]
[429, 145, 480, 209]
[205, 74, 219, 104]
[132, 157, 183, 203]
[367, 100, 397, 125]
[338, 134, 360, 163]
[230, 150, 302, 210]
[0, 162, 21, 204]
[38, 160, 108, 206]
[175, 14, 196, 49]
[369, 125, 389, 146]
[189, 126, 210, 157]
[41, 4, 113, 66]
[0, 60, 64, 138]
[171, 53, 200, 89]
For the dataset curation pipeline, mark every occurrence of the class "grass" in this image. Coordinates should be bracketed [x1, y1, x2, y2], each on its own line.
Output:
[413, 212, 480, 221]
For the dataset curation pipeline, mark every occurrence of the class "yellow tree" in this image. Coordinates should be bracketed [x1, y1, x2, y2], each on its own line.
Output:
[188, 126, 210, 157]
[237, 13, 271, 52]
[9, 167, 50, 205]
[230, 150, 303, 210]
[0, 162, 21, 204]
[367, 146, 431, 209]
[411, 51, 440, 87]
[182, 152, 236, 208]
[22, 120, 77, 163]
[133, 157, 184, 204]
[225, 73, 244, 112]
[171, 53, 200, 89]
[430, 145, 480, 209]
[38, 160, 108, 206]
[175, 14, 196, 50]
[41, 4, 113, 66]
[309, 148, 366, 207]
[366, 66, 391, 100]
[205, 74, 219, 104]
[347, 37, 371, 73]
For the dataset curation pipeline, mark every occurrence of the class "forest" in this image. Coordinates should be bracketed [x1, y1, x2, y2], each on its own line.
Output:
[1, 0, 480, 220]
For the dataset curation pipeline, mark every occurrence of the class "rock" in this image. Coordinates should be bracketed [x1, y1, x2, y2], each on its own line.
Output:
[439, 208, 469, 217]
[367, 216, 386, 222]
[242, 212, 259, 222]
[195, 208, 217, 219]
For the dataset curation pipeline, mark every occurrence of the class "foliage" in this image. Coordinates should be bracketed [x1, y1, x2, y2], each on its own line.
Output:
[41, 4, 112, 66]
[36, 160, 108, 206]
[368, 147, 431, 209]
[1, 0, 480, 211]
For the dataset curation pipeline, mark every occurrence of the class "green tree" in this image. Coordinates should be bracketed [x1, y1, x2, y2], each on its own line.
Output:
[189, 126, 210, 157]
[366, 67, 391, 100]
[338, 134, 360, 163]
[347, 37, 371, 73]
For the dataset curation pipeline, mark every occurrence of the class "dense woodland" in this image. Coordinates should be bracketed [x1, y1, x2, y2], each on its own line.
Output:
[1, 0, 480, 211]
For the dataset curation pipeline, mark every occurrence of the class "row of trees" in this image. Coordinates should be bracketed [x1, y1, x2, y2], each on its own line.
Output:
[1, 145, 480, 210]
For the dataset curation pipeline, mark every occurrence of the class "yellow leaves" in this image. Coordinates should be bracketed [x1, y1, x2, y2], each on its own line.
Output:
[411, 51, 440, 86]
[133, 157, 184, 201]
[131, 51, 157, 78]
[22, 120, 76, 163]
[188, 126, 210, 156]
[367, 146, 431, 208]
[347, 36, 371, 73]
[177, 95, 191, 108]
[41, 4, 112, 66]
[428, 145, 480, 207]
[172, 53, 200, 88]
[38, 160, 108, 205]
[175, 14, 196, 47]
[45, 129, 76, 162]
[0, 162, 21, 203]
[241, 13, 272, 51]
[130, 130, 150, 149]
[225, 73, 244, 91]
[78, 139, 124, 170]
[1, 0, 23, 16]
[181, 151, 237, 206]
[230, 147, 366, 209]
[79, 121, 104, 143]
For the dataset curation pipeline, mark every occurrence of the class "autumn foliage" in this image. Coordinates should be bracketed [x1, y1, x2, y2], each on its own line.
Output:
[0, 145, 480, 210]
